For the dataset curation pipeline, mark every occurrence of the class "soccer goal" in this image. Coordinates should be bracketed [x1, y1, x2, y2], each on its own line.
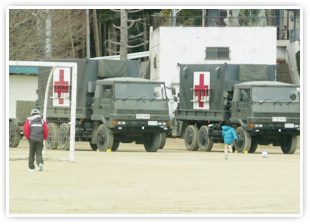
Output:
[8, 61, 77, 162]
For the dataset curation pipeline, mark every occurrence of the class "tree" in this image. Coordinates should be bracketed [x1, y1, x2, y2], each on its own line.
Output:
[9, 9, 87, 61]
[110, 9, 147, 59]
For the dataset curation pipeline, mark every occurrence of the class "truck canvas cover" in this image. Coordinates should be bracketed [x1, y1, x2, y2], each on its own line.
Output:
[178, 63, 275, 111]
[239, 64, 268, 81]
[98, 59, 139, 78]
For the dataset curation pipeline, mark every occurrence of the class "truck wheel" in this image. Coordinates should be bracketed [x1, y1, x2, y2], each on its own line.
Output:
[46, 123, 58, 149]
[90, 143, 97, 151]
[184, 125, 199, 151]
[281, 135, 297, 154]
[9, 121, 20, 148]
[112, 140, 120, 151]
[249, 141, 258, 153]
[198, 125, 213, 151]
[97, 124, 114, 152]
[144, 133, 161, 152]
[159, 133, 167, 149]
[234, 127, 251, 153]
[58, 123, 70, 150]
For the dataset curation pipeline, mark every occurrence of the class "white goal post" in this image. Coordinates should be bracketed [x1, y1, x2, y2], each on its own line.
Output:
[9, 61, 77, 162]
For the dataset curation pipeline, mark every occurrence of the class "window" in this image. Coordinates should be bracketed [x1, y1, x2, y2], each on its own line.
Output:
[240, 89, 250, 102]
[205, 47, 230, 60]
[102, 85, 112, 98]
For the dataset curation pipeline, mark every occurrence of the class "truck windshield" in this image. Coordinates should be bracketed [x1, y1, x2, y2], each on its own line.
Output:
[252, 87, 300, 102]
[114, 83, 166, 100]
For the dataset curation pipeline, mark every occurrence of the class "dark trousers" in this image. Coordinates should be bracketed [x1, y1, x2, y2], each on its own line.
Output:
[28, 139, 44, 169]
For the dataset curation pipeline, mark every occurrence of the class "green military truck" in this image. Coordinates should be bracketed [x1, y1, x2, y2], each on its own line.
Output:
[37, 59, 170, 152]
[9, 100, 36, 147]
[172, 63, 300, 154]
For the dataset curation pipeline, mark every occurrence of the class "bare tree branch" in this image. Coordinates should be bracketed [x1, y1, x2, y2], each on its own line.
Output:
[127, 20, 135, 29]
[107, 39, 121, 46]
[127, 41, 148, 48]
[112, 23, 120, 30]
[128, 9, 143, 14]
[110, 9, 120, 13]
[128, 32, 144, 40]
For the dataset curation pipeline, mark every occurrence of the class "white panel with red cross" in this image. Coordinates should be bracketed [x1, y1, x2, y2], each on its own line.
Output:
[191, 72, 210, 110]
[52, 67, 71, 107]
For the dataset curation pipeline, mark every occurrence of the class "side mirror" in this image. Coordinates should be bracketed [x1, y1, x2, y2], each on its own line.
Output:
[105, 89, 111, 98]
[171, 87, 176, 96]
[174, 96, 178, 102]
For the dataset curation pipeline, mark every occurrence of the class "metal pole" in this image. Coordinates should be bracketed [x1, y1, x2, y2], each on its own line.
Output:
[42, 66, 56, 157]
[86, 9, 90, 58]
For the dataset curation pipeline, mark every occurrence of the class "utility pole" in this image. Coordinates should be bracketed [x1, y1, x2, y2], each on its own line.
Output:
[86, 9, 90, 58]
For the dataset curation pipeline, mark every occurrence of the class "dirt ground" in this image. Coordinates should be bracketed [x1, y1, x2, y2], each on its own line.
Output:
[8, 138, 301, 215]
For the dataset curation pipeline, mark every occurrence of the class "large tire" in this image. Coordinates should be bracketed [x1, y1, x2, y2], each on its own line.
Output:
[9, 121, 20, 148]
[159, 132, 167, 149]
[45, 123, 58, 149]
[234, 127, 251, 153]
[281, 135, 297, 154]
[112, 140, 120, 151]
[184, 125, 199, 151]
[198, 125, 214, 151]
[144, 133, 161, 152]
[90, 143, 97, 151]
[249, 141, 258, 153]
[97, 124, 114, 152]
[58, 123, 70, 150]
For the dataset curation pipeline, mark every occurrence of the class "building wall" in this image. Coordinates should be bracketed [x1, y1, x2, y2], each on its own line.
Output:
[277, 47, 287, 59]
[9, 75, 38, 119]
[149, 26, 277, 121]
[150, 26, 277, 83]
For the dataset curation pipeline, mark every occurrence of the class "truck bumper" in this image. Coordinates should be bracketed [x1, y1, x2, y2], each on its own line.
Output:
[111, 125, 169, 133]
[247, 127, 300, 136]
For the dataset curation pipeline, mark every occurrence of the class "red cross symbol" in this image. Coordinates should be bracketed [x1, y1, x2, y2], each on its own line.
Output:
[192, 73, 209, 107]
[54, 69, 69, 105]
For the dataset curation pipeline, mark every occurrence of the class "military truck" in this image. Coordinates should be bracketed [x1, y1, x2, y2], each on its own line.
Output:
[9, 100, 36, 147]
[36, 59, 170, 152]
[172, 63, 300, 154]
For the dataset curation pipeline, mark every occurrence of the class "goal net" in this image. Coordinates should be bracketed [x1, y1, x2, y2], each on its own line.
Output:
[8, 61, 77, 162]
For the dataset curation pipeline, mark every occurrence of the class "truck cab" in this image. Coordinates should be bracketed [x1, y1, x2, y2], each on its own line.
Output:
[91, 77, 170, 152]
[230, 81, 300, 154]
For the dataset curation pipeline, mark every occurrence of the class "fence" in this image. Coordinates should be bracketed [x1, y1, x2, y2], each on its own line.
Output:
[151, 15, 299, 41]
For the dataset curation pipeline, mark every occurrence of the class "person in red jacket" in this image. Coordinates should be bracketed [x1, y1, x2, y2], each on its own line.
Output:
[23, 109, 49, 171]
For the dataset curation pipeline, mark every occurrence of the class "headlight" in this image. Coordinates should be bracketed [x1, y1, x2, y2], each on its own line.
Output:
[117, 121, 126, 125]
[255, 124, 263, 128]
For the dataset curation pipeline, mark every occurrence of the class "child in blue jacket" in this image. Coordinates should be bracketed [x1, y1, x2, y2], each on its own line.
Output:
[222, 121, 238, 159]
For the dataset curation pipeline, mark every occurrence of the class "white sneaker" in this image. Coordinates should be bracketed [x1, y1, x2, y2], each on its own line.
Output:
[39, 163, 43, 171]
[28, 168, 35, 172]
[225, 155, 228, 160]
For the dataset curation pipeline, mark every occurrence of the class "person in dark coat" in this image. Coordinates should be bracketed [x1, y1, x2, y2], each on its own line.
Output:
[23, 109, 49, 171]
[221, 121, 238, 160]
